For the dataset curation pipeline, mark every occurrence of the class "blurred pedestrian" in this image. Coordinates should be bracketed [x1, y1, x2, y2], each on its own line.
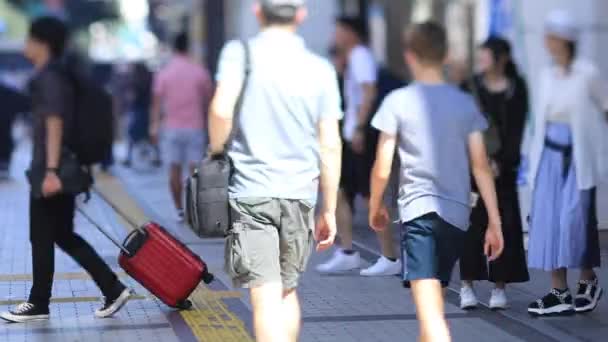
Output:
[209, 1, 342, 341]
[123, 62, 160, 168]
[0, 83, 29, 179]
[150, 32, 213, 222]
[0, 16, 130, 324]
[369, 22, 503, 342]
[459, 37, 530, 310]
[317, 16, 401, 277]
[526, 10, 608, 317]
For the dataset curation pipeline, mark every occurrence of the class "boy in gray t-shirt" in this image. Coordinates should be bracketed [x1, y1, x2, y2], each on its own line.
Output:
[369, 22, 504, 342]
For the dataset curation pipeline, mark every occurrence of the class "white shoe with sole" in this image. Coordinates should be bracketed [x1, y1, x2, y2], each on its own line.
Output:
[360, 256, 401, 276]
[460, 286, 479, 310]
[315, 249, 361, 273]
[489, 288, 508, 310]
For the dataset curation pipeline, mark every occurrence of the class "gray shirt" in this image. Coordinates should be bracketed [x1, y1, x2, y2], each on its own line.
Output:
[216, 29, 343, 201]
[371, 83, 487, 230]
[29, 63, 74, 168]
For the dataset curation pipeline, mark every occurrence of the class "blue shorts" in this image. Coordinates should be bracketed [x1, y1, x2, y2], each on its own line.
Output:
[401, 213, 466, 288]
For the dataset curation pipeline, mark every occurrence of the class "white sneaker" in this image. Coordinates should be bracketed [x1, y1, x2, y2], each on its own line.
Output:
[360, 256, 401, 276]
[460, 286, 478, 310]
[315, 249, 361, 273]
[95, 288, 132, 318]
[489, 288, 508, 310]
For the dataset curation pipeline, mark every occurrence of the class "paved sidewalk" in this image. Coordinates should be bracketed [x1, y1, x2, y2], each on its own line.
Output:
[1, 140, 607, 341]
[112, 148, 608, 342]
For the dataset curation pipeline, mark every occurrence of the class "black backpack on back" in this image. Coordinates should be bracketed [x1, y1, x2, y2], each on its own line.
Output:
[71, 75, 114, 165]
[53, 61, 114, 166]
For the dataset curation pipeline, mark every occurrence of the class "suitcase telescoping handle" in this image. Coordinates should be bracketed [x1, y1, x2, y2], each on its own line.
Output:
[91, 187, 141, 231]
[76, 205, 132, 256]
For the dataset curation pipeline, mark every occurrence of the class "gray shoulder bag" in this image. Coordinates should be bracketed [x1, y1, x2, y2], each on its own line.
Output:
[185, 40, 251, 237]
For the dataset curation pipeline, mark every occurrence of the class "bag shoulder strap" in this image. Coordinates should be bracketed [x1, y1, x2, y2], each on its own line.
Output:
[224, 39, 251, 152]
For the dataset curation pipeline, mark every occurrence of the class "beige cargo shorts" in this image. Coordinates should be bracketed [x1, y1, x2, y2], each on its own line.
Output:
[225, 198, 315, 289]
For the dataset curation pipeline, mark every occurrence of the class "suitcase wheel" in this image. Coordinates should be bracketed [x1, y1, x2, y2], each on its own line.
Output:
[177, 300, 193, 310]
[202, 271, 215, 284]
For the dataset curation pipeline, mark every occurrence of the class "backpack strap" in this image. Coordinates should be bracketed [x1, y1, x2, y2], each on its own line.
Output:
[223, 39, 251, 153]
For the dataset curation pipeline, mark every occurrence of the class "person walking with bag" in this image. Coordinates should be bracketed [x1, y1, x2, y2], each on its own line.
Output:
[0, 17, 130, 323]
[209, 1, 342, 341]
[526, 10, 608, 317]
[459, 37, 530, 310]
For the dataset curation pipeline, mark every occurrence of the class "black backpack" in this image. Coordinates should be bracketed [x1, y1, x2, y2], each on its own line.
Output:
[53, 62, 114, 165]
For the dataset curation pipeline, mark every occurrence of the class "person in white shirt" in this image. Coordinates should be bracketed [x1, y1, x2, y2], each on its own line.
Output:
[316, 17, 401, 276]
[526, 9, 608, 317]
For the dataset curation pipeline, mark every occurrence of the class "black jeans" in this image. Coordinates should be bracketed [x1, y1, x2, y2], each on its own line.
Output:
[29, 194, 123, 308]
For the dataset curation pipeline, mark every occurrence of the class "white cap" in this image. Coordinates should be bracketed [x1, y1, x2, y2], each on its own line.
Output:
[545, 9, 580, 42]
[260, 0, 305, 18]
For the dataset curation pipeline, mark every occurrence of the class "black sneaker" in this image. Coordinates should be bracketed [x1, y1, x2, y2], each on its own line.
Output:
[575, 279, 603, 313]
[528, 289, 575, 317]
[95, 288, 132, 318]
[0, 302, 50, 323]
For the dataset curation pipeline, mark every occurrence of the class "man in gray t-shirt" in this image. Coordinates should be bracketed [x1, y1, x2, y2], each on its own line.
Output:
[209, 1, 343, 341]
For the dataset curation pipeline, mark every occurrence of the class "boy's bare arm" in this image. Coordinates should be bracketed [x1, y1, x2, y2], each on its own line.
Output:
[369, 132, 396, 231]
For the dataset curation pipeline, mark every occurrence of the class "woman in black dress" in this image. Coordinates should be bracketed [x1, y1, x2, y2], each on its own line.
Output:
[459, 37, 530, 310]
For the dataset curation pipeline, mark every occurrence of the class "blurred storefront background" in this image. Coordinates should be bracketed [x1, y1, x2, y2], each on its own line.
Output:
[0, 0, 607, 229]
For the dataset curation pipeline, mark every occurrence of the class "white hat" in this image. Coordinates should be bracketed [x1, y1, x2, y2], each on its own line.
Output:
[545, 9, 580, 42]
[260, 0, 305, 18]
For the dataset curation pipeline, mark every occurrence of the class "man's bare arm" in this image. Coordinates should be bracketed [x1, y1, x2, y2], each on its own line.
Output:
[149, 95, 162, 137]
[46, 115, 63, 169]
[370, 132, 396, 210]
[318, 118, 342, 213]
[208, 80, 241, 155]
[356, 83, 377, 127]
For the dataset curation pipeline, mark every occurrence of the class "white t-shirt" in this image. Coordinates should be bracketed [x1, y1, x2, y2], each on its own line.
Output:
[343, 45, 377, 141]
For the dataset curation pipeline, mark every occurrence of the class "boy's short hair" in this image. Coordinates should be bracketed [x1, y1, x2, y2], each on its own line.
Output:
[29, 16, 69, 58]
[174, 32, 189, 53]
[404, 21, 447, 65]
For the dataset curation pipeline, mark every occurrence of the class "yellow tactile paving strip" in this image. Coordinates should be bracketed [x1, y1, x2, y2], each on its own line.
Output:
[95, 173, 253, 342]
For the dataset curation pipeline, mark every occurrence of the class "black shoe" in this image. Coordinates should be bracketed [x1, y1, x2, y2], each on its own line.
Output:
[528, 289, 575, 317]
[0, 302, 50, 323]
[575, 279, 603, 313]
[95, 287, 132, 318]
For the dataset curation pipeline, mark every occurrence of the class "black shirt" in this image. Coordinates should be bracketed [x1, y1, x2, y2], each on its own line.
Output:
[29, 62, 74, 168]
[464, 74, 529, 175]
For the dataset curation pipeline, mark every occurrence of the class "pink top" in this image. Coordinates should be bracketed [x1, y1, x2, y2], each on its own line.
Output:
[153, 55, 213, 129]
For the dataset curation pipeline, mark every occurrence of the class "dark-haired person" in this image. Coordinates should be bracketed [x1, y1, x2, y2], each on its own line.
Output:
[210, 1, 342, 341]
[370, 22, 503, 342]
[124, 62, 161, 168]
[459, 37, 530, 310]
[150, 32, 213, 222]
[0, 16, 130, 323]
[317, 16, 402, 277]
[526, 10, 608, 317]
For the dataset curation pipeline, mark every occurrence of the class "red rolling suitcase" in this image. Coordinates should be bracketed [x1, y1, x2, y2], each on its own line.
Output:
[78, 193, 214, 310]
